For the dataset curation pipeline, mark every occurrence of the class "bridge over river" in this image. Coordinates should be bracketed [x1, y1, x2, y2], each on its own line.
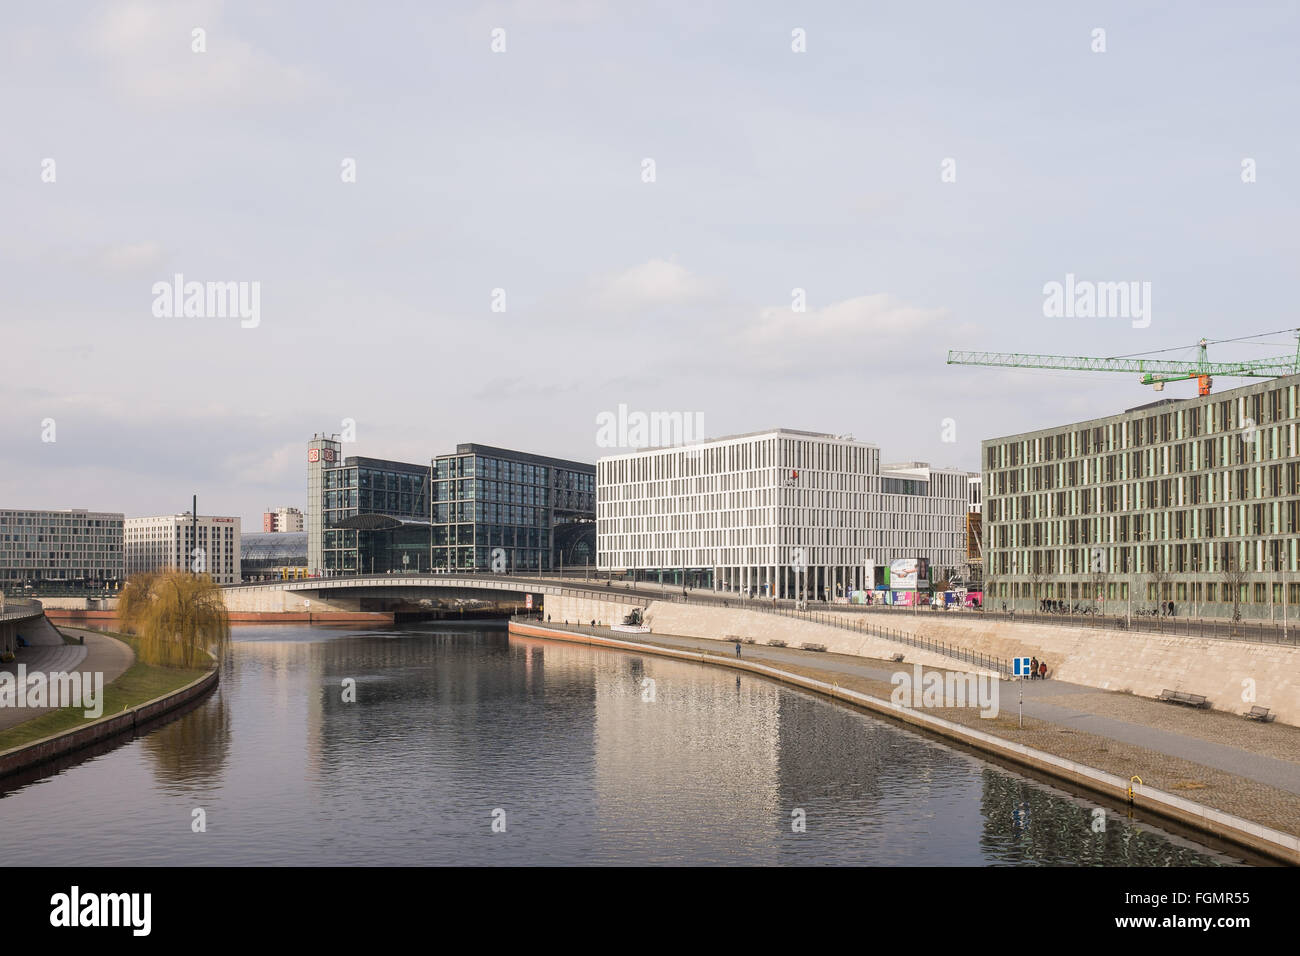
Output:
[219, 573, 650, 623]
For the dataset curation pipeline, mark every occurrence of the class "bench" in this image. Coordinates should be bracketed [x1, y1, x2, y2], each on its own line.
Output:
[1157, 689, 1210, 709]
[1243, 706, 1275, 723]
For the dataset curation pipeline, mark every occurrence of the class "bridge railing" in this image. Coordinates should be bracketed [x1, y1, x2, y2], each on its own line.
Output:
[0, 597, 44, 622]
[226, 572, 657, 608]
[515, 598, 1011, 678]
[544, 577, 1300, 649]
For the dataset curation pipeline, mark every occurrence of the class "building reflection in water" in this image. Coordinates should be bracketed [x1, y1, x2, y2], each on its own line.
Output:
[0, 623, 1245, 865]
[979, 771, 1234, 866]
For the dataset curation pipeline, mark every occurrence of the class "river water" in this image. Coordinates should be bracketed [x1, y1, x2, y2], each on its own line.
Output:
[0, 623, 1242, 865]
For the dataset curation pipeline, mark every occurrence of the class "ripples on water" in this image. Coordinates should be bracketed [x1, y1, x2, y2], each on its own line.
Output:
[0, 624, 1241, 866]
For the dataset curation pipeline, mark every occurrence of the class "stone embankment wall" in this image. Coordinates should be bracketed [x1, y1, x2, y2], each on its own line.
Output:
[0, 668, 219, 780]
[544, 593, 646, 630]
[643, 602, 994, 675]
[817, 611, 1300, 726]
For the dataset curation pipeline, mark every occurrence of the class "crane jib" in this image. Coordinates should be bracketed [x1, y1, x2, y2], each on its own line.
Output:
[945, 338, 1300, 396]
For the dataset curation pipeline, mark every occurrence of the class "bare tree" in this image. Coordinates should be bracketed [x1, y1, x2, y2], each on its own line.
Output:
[1221, 553, 1248, 626]
[1028, 565, 1046, 612]
[1147, 562, 1170, 616]
[1089, 569, 1107, 612]
[1088, 545, 1108, 613]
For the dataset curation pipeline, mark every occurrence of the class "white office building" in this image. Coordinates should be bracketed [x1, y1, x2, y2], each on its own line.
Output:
[0, 509, 124, 589]
[596, 429, 974, 599]
[124, 513, 242, 585]
[264, 506, 304, 533]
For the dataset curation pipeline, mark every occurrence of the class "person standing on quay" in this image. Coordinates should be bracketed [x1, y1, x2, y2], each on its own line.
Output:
[1039, 660, 1047, 680]
[735, 641, 742, 659]
[1030, 656, 1038, 680]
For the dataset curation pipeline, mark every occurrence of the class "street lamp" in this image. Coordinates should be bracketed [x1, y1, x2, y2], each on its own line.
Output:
[1268, 547, 1278, 624]
[1284, 544, 1290, 642]
[1127, 529, 1141, 628]
[1191, 552, 1199, 620]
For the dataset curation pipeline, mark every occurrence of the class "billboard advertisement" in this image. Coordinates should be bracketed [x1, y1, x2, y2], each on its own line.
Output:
[888, 558, 930, 590]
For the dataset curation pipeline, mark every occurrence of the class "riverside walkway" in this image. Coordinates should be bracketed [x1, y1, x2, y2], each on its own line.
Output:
[517, 619, 1300, 842]
[0, 630, 134, 732]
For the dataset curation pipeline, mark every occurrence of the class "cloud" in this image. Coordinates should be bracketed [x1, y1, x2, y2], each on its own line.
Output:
[476, 0, 610, 25]
[588, 258, 718, 311]
[88, 0, 322, 107]
[91, 240, 166, 274]
[751, 293, 947, 347]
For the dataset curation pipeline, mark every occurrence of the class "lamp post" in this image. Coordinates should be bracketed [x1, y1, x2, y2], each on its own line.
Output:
[1191, 553, 1199, 620]
[1268, 549, 1275, 624]
[1128, 529, 1141, 628]
[782, 469, 804, 611]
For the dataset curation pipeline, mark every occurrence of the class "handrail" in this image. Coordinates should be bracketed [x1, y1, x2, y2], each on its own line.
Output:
[224, 571, 1299, 650]
[509, 613, 1010, 678]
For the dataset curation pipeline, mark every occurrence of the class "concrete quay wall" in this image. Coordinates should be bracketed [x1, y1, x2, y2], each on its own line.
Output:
[546, 594, 647, 631]
[545, 595, 1300, 726]
[644, 601, 992, 675]
[824, 611, 1300, 726]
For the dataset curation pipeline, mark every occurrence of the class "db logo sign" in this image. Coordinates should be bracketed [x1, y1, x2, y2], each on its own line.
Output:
[308, 448, 320, 462]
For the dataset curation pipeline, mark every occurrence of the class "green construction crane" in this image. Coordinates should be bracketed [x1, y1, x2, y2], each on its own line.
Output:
[947, 331, 1300, 396]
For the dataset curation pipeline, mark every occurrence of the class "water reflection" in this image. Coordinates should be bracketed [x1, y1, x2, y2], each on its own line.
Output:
[0, 624, 1246, 866]
[140, 682, 232, 794]
[979, 773, 1227, 866]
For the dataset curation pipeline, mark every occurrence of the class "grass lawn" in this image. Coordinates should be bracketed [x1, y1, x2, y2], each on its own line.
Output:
[0, 631, 212, 752]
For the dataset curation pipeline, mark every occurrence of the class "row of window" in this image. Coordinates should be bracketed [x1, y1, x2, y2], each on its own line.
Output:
[986, 385, 1299, 469]
[994, 579, 1300, 604]
[989, 537, 1294, 576]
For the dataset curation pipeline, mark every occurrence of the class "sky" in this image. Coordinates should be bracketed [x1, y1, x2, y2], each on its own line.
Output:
[2, 0, 1298, 524]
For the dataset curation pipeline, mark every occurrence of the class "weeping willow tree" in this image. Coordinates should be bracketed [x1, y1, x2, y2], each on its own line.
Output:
[119, 570, 229, 668]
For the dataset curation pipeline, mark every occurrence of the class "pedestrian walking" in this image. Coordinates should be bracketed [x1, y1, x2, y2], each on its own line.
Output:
[1039, 660, 1047, 680]
[1030, 656, 1038, 680]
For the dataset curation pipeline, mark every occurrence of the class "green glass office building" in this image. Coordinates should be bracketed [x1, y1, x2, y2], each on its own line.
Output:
[982, 373, 1300, 619]
[305, 436, 595, 575]
[432, 444, 595, 572]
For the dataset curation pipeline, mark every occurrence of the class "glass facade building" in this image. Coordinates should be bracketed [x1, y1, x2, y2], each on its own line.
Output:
[305, 437, 595, 575]
[432, 444, 595, 572]
[319, 454, 431, 575]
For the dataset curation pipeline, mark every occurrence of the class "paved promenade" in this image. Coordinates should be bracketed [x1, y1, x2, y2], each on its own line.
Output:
[529, 622, 1300, 838]
[0, 630, 134, 732]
